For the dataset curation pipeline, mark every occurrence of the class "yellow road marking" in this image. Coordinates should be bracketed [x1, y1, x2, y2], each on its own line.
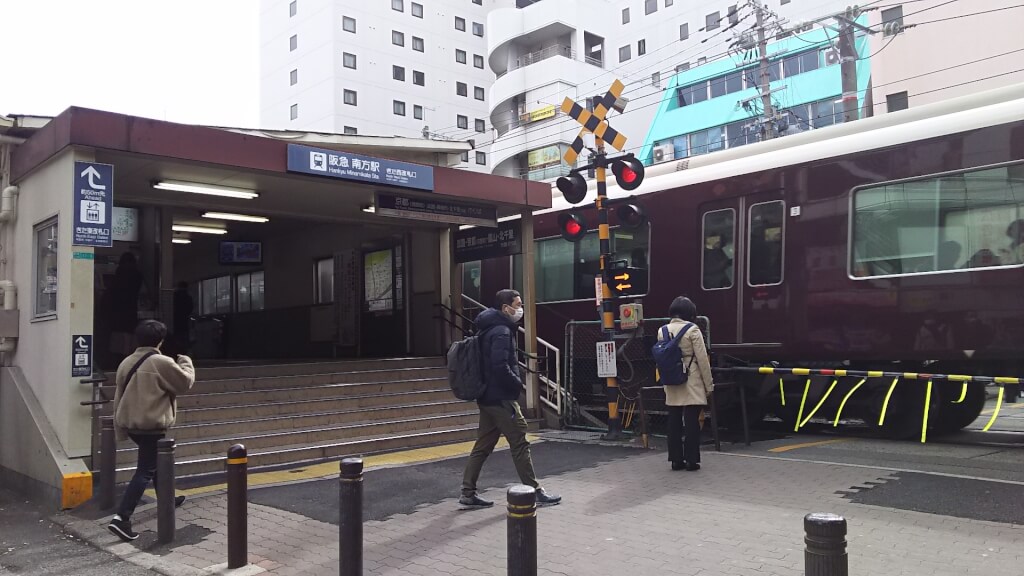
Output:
[768, 438, 853, 453]
[145, 435, 539, 499]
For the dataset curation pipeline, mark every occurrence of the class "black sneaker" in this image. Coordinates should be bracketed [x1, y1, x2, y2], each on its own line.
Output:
[458, 494, 494, 509]
[536, 488, 561, 507]
[174, 495, 186, 508]
[107, 517, 139, 542]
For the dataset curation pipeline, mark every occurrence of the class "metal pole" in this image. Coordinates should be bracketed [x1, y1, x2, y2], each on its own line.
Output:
[339, 458, 363, 576]
[226, 444, 248, 569]
[753, 0, 775, 139]
[839, 16, 859, 123]
[99, 417, 116, 510]
[804, 513, 848, 576]
[595, 137, 622, 441]
[156, 438, 176, 544]
[506, 485, 537, 576]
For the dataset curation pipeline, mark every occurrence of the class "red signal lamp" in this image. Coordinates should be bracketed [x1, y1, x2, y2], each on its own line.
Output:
[558, 212, 587, 242]
[555, 172, 588, 204]
[611, 156, 645, 191]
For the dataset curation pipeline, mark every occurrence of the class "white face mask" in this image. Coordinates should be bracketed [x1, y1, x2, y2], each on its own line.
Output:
[506, 306, 524, 323]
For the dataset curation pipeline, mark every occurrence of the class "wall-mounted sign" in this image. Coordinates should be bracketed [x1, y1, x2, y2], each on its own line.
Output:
[527, 145, 561, 168]
[529, 105, 557, 123]
[73, 162, 114, 247]
[111, 207, 138, 242]
[454, 220, 522, 263]
[72, 335, 92, 377]
[375, 192, 496, 227]
[286, 144, 434, 191]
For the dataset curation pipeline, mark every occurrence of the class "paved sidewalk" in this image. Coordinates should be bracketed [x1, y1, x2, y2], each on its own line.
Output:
[56, 439, 1023, 576]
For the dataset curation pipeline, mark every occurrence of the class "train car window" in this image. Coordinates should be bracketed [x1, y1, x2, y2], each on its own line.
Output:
[534, 224, 651, 303]
[748, 201, 785, 286]
[852, 163, 1024, 278]
[702, 209, 735, 290]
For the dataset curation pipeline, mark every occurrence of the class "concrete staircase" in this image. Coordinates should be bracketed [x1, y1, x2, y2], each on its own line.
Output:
[104, 358, 480, 483]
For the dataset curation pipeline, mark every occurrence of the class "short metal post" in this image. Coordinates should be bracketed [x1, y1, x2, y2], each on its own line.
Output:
[156, 438, 176, 544]
[99, 417, 116, 510]
[507, 485, 537, 576]
[804, 513, 847, 576]
[227, 444, 248, 569]
[339, 458, 363, 576]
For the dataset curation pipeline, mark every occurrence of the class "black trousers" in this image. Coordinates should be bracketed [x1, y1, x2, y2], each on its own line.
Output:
[117, 432, 164, 521]
[667, 405, 703, 465]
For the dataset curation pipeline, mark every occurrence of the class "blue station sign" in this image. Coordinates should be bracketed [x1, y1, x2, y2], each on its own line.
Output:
[286, 144, 434, 191]
[73, 162, 114, 247]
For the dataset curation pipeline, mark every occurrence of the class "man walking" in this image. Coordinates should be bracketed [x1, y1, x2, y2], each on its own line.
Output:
[108, 320, 195, 542]
[460, 289, 561, 509]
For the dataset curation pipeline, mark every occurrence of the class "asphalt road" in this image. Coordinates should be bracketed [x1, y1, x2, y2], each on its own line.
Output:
[0, 489, 156, 576]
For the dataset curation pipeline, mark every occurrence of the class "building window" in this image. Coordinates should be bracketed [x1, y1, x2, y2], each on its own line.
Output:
[748, 201, 785, 286]
[392, 0, 403, 12]
[535, 225, 650, 302]
[457, 82, 468, 97]
[728, 5, 738, 25]
[343, 16, 356, 33]
[680, 22, 689, 40]
[413, 105, 423, 120]
[314, 258, 334, 304]
[413, 70, 424, 85]
[645, 0, 657, 15]
[622, 7, 630, 24]
[476, 152, 486, 165]
[392, 31, 405, 46]
[344, 126, 357, 135]
[344, 89, 357, 106]
[618, 44, 631, 62]
[289, 69, 298, 85]
[474, 86, 485, 101]
[412, 2, 423, 17]
[651, 71, 661, 88]
[461, 151, 469, 163]
[475, 118, 486, 132]
[676, 62, 690, 73]
[289, 104, 298, 120]
[676, 82, 708, 106]
[472, 22, 484, 36]
[343, 52, 357, 69]
[710, 71, 742, 97]
[457, 115, 468, 129]
[33, 218, 58, 318]
[200, 276, 233, 316]
[851, 163, 1024, 277]
[702, 209, 735, 290]
[289, 35, 297, 51]
[473, 54, 484, 68]
[289, 1, 297, 17]
[412, 36, 424, 52]
[393, 65, 405, 81]
[689, 125, 724, 156]
[455, 16, 466, 31]
[782, 49, 819, 78]
[666, 0, 674, 6]
[882, 6, 904, 35]
[394, 101, 406, 116]
[782, 0, 790, 4]
[456, 49, 467, 64]
[638, 39, 646, 56]
[473, 0, 482, 4]
[706, 11, 720, 31]
[236, 271, 265, 313]
[887, 91, 909, 112]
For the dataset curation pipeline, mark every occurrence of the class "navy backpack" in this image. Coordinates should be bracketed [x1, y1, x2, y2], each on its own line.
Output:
[652, 323, 695, 386]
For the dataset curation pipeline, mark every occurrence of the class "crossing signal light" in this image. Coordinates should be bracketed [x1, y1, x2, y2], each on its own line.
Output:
[558, 213, 587, 242]
[611, 156, 645, 191]
[555, 172, 588, 204]
[606, 262, 649, 297]
[616, 202, 647, 229]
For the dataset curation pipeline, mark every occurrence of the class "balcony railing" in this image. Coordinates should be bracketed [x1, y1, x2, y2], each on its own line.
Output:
[519, 164, 571, 181]
[497, 44, 583, 78]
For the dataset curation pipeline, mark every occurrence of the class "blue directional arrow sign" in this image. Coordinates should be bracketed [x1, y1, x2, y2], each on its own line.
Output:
[73, 162, 114, 247]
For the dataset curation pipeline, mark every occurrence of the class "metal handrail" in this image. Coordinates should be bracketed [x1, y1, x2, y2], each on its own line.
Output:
[511, 44, 575, 72]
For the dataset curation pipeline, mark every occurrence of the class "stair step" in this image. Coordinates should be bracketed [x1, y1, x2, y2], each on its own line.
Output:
[194, 357, 443, 381]
[191, 366, 449, 394]
[176, 377, 448, 409]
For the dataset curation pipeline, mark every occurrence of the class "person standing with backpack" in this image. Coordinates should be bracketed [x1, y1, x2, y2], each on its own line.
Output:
[458, 289, 561, 509]
[655, 297, 714, 471]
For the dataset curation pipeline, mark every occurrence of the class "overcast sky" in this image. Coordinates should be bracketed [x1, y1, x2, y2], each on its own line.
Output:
[0, 1, 259, 128]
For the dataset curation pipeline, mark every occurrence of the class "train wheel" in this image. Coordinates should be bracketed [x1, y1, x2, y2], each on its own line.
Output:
[934, 382, 986, 434]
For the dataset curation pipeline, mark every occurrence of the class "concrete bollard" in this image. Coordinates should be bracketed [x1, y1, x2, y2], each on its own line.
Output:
[506, 485, 538, 576]
[339, 458, 364, 576]
[227, 444, 248, 569]
[156, 438, 176, 544]
[804, 513, 848, 576]
[99, 417, 116, 510]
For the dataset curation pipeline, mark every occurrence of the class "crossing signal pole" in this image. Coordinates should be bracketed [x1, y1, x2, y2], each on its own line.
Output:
[558, 80, 645, 441]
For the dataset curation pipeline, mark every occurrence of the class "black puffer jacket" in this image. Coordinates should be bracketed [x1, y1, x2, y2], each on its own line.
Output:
[475, 308, 522, 405]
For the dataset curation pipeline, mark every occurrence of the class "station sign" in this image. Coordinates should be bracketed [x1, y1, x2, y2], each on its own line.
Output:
[286, 144, 434, 191]
[375, 192, 496, 228]
[454, 220, 522, 263]
[73, 162, 114, 247]
[71, 335, 92, 377]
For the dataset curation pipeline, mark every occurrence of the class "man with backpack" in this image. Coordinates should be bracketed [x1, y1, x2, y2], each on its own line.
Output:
[457, 289, 561, 509]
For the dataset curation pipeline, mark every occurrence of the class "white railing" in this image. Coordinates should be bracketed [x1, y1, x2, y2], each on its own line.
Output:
[519, 164, 571, 181]
[461, 294, 563, 416]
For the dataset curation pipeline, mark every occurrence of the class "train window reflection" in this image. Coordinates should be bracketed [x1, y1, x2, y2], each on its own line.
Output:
[852, 163, 1024, 277]
[534, 224, 651, 303]
[748, 201, 785, 286]
[702, 209, 735, 289]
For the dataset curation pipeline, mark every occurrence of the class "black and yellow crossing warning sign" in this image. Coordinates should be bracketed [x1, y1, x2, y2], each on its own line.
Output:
[560, 79, 628, 165]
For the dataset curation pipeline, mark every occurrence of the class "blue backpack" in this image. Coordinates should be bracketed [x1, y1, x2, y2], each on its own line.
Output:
[652, 323, 695, 386]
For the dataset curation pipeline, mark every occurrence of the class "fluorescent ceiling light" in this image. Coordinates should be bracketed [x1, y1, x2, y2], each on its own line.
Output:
[202, 212, 269, 223]
[172, 238, 192, 244]
[153, 180, 258, 199]
[172, 225, 227, 235]
[362, 205, 376, 213]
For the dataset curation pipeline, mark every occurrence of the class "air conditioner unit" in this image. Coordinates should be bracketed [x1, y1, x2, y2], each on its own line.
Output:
[653, 144, 675, 163]
[825, 49, 840, 66]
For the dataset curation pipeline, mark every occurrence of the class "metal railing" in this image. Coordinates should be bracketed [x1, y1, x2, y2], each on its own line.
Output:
[512, 44, 575, 71]
[519, 164, 571, 181]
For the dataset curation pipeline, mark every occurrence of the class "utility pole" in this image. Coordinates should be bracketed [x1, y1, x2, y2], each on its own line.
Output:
[838, 6, 860, 123]
[753, 0, 775, 139]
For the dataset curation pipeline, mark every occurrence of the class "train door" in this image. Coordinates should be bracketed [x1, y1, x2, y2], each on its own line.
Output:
[697, 200, 740, 344]
[360, 242, 408, 357]
[742, 192, 788, 345]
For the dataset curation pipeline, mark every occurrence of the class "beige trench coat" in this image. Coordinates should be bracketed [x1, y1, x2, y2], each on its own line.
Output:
[658, 318, 714, 406]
